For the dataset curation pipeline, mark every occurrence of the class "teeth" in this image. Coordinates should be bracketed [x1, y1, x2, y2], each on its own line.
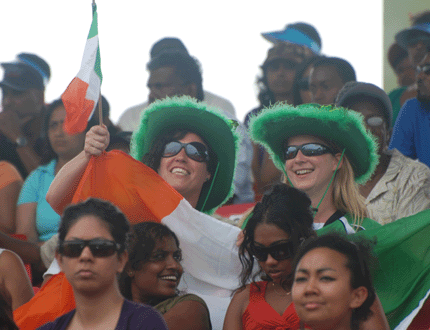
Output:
[171, 168, 188, 175]
[296, 169, 312, 175]
[160, 276, 177, 281]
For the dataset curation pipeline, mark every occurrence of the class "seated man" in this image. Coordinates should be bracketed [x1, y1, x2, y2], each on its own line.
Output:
[309, 56, 356, 105]
[336, 81, 430, 224]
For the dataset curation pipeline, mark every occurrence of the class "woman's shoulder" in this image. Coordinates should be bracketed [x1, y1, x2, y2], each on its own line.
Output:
[155, 293, 208, 314]
[120, 299, 167, 329]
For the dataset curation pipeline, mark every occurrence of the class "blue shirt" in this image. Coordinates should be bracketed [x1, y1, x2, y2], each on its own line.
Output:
[17, 159, 59, 241]
[389, 98, 430, 168]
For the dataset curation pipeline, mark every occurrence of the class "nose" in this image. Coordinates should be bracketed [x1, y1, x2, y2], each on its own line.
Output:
[294, 150, 307, 162]
[79, 246, 95, 261]
[265, 253, 279, 266]
[313, 87, 325, 104]
[166, 255, 181, 270]
[304, 276, 319, 296]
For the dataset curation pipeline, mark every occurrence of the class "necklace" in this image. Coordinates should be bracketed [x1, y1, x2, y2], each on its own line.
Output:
[272, 282, 291, 296]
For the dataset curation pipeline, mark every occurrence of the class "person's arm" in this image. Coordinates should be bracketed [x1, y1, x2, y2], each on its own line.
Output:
[0, 249, 34, 311]
[361, 295, 390, 330]
[0, 230, 42, 267]
[163, 300, 211, 330]
[15, 203, 38, 243]
[46, 125, 110, 215]
[223, 287, 249, 330]
[389, 101, 416, 158]
[0, 181, 21, 234]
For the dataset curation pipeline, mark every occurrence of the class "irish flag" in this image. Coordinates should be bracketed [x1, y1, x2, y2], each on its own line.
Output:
[62, 3, 102, 135]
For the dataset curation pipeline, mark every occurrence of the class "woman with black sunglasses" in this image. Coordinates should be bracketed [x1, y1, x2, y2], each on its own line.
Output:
[37, 198, 168, 330]
[223, 184, 315, 330]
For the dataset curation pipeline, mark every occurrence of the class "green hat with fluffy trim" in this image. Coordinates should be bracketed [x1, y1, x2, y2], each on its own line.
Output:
[249, 103, 379, 185]
[131, 96, 239, 214]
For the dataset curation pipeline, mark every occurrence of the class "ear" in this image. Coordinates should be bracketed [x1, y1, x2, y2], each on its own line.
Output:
[117, 251, 129, 274]
[332, 152, 344, 171]
[55, 250, 64, 273]
[349, 286, 368, 309]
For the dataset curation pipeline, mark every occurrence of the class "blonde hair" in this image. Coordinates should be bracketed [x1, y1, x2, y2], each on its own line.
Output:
[283, 155, 367, 227]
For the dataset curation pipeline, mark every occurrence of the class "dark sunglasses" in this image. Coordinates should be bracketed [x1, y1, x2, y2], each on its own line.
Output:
[162, 141, 209, 163]
[250, 241, 294, 262]
[284, 143, 334, 161]
[416, 64, 430, 75]
[59, 239, 121, 258]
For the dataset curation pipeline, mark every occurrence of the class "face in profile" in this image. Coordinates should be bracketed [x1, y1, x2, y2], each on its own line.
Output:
[56, 215, 127, 296]
[292, 247, 368, 330]
[252, 223, 293, 285]
[129, 235, 183, 304]
[157, 132, 211, 206]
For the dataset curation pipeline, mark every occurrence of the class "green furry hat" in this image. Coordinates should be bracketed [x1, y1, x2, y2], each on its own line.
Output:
[249, 103, 379, 185]
[131, 96, 239, 214]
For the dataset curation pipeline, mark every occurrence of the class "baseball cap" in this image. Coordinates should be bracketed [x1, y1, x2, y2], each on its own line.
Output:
[395, 23, 430, 49]
[17, 53, 51, 87]
[0, 62, 44, 91]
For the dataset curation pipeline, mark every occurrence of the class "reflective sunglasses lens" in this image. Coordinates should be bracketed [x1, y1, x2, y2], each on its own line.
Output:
[163, 142, 182, 158]
[186, 142, 208, 162]
[284, 146, 299, 160]
[366, 116, 384, 127]
[301, 144, 330, 156]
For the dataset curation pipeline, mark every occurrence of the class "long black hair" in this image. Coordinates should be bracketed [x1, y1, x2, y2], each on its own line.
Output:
[238, 184, 316, 290]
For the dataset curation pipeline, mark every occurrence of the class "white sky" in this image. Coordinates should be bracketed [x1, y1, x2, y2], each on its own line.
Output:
[0, 0, 383, 123]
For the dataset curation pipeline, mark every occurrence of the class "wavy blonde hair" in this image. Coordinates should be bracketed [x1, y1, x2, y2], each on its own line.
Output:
[283, 154, 367, 227]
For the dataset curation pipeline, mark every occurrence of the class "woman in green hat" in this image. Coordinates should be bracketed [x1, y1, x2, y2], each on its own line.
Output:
[248, 103, 380, 232]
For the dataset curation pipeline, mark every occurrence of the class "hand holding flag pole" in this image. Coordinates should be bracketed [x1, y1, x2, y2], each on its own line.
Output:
[62, 1, 103, 134]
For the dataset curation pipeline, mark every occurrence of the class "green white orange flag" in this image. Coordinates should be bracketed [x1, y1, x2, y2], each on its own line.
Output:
[62, 3, 102, 135]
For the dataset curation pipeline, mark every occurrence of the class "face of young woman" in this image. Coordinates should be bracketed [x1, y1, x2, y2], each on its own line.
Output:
[56, 215, 127, 296]
[48, 105, 86, 160]
[284, 135, 341, 200]
[130, 236, 183, 304]
[253, 223, 293, 285]
[292, 247, 367, 330]
[157, 132, 211, 207]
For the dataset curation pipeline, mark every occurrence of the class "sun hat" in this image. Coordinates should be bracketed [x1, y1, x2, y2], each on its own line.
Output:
[131, 96, 239, 213]
[395, 23, 430, 49]
[335, 81, 393, 128]
[262, 22, 322, 55]
[249, 103, 378, 185]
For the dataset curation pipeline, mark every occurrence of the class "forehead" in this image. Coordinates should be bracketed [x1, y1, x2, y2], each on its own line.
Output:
[49, 105, 66, 122]
[153, 235, 179, 251]
[287, 135, 328, 146]
[298, 247, 349, 271]
[148, 66, 180, 83]
[254, 223, 290, 245]
[347, 99, 385, 118]
[177, 132, 208, 147]
[310, 65, 341, 83]
[65, 215, 113, 240]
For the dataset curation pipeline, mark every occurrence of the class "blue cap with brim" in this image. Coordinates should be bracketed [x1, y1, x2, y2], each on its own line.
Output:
[0, 62, 44, 91]
[395, 23, 430, 49]
[262, 27, 321, 54]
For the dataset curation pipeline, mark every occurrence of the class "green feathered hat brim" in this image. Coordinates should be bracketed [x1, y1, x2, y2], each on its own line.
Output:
[131, 96, 239, 213]
[249, 103, 379, 185]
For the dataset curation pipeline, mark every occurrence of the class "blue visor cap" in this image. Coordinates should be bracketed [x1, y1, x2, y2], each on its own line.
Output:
[262, 28, 321, 54]
[395, 23, 430, 49]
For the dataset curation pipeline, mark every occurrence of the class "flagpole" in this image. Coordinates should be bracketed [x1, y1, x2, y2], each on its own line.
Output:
[92, 0, 103, 126]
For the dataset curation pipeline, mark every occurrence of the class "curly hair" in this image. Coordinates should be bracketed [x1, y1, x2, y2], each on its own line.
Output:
[238, 184, 316, 290]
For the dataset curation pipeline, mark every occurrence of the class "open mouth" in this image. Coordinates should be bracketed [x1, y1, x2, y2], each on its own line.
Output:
[159, 275, 179, 282]
[295, 169, 313, 175]
[171, 168, 189, 175]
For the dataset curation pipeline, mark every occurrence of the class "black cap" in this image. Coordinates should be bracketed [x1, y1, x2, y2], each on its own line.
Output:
[150, 37, 189, 59]
[17, 53, 51, 86]
[0, 62, 44, 91]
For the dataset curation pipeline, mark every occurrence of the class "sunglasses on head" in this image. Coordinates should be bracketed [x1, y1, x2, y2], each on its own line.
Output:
[251, 241, 294, 262]
[59, 239, 121, 258]
[416, 64, 430, 76]
[162, 141, 209, 163]
[284, 143, 334, 161]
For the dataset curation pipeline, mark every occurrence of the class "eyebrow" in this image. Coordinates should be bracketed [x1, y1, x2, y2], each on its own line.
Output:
[296, 267, 337, 275]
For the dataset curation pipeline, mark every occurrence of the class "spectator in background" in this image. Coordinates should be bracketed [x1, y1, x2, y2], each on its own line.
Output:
[390, 52, 430, 169]
[0, 60, 47, 178]
[0, 161, 22, 234]
[119, 37, 253, 204]
[309, 56, 356, 105]
[16, 53, 51, 89]
[387, 43, 416, 124]
[118, 37, 236, 130]
[336, 81, 430, 224]
[292, 56, 322, 106]
[16, 99, 87, 243]
[395, 11, 430, 105]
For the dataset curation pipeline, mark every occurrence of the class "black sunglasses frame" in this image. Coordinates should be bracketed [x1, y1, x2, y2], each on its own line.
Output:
[250, 241, 295, 262]
[162, 141, 209, 163]
[59, 239, 121, 258]
[284, 143, 334, 161]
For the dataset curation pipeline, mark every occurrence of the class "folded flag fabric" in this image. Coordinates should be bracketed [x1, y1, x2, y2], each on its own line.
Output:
[61, 3, 102, 135]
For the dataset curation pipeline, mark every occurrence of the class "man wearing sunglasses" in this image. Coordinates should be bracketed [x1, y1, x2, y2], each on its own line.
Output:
[390, 52, 430, 171]
[336, 81, 430, 224]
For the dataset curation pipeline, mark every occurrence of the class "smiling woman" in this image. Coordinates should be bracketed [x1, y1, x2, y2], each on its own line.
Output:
[120, 222, 211, 330]
[37, 198, 168, 330]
